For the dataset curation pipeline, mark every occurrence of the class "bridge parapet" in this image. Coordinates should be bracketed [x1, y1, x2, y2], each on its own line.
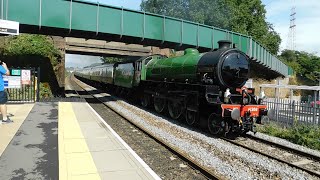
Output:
[1, 0, 292, 77]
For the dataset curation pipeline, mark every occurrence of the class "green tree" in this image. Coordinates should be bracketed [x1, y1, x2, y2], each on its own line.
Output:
[279, 49, 320, 84]
[3, 34, 61, 66]
[141, 0, 281, 54]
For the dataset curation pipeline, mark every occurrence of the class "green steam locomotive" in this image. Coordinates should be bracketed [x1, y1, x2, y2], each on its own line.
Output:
[75, 40, 271, 135]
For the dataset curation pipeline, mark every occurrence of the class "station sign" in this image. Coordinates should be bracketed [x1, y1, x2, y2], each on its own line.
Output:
[3, 76, 21, 89]
[0, 19, 19, 35]
[21, 69, 31, 85]
[11, 69, 21, 76]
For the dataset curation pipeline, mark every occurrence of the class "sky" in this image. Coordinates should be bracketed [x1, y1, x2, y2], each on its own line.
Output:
[66, 54, 102, 68]
[66, 0, 320, 67]
[262, 0, 320, 54]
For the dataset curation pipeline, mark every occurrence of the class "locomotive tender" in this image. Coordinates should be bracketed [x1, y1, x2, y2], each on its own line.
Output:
[75, 40, 271, 135]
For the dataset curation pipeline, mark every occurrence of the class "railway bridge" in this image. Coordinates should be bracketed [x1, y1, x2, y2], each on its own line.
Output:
[1, 0, 292, 80]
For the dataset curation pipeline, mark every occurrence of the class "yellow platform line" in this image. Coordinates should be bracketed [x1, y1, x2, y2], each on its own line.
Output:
[59, 102, 101, 180]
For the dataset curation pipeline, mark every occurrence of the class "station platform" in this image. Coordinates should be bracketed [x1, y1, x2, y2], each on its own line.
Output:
[0, 102, 160, 180]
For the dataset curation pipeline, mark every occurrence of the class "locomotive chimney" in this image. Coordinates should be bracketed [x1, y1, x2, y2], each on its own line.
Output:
[218, 40, 232, 49]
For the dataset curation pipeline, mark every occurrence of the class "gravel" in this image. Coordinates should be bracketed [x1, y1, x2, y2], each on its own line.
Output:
[233, 137, 320, 173]
[247, 132, 320, 158]
[74, 77, 319, 180]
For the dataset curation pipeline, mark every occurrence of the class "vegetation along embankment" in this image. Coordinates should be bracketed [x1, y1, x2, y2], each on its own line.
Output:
[0, 34, 63, 98]
[257, 123, 320, 151]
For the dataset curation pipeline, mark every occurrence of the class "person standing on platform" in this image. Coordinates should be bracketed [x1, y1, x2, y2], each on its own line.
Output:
[0, 61, 12, 124]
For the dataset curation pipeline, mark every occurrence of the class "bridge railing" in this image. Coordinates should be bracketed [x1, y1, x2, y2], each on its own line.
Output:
[1, 0, 292, 76]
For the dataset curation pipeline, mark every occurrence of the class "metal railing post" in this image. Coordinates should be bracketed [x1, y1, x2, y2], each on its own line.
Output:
[36, 67, 40, 102]
[120, 6, 123, 39]
[180, 19, 183, 47]
[69, 0, 73, 33]
[313, 90, 317, 124]
[291, 100, 295, 125]
[96, 1, 99, 36]
[161, 15, 165, 44]
[211, 27, 215, 50]
[39, 0, 42, 29]
[1, 0, 3, 19]
[141, 12, 145, 42]
[196, 23, 199, 49]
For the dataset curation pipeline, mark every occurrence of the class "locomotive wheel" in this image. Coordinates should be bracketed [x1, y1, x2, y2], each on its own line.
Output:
[168, 100, 183, 120]
[186, 110, 197, 125]
[141, 94, 151, 107]
[208, 113, 223, 135]
[154, 97, 166, 113]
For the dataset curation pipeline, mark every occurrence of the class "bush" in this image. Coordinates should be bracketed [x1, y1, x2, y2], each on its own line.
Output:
[257, 123, 320, 151]
[40, 82, 53, 99]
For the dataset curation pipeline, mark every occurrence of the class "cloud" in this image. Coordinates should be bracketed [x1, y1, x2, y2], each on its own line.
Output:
[263, 0, 320, 54]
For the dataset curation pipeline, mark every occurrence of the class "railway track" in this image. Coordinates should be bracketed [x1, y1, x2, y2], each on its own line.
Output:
[68, 75, 320, 179]
[67, 75, 223, 180]
[222, 134, 320, 178]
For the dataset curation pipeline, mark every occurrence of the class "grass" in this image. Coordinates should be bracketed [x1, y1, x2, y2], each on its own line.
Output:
[257, 123, 320, 151]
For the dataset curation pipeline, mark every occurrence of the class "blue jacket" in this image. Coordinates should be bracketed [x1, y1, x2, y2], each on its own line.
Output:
[0, 66, 7, 91]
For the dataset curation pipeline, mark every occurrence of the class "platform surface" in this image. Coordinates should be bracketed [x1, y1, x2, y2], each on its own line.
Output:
[0, 102, 159, 180]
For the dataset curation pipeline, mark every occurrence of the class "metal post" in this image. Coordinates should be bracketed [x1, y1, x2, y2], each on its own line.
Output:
[291, 100, 295, 125]
[161, 15, 165, 44]
[39, 0, 42, 29]
[318, 79, 320, 101]
[275, 79, 280, 122]
[96, 2, 99, 36]
[231, 32, 233, 46]
[36, 67, 40, 102]
[254, 41, 256, 58]
[5, 0, 7, 20]
[141, 12, 145, 42]
[249, 37, 252, 57]
[313, 90, 317, 124]
[1, 0, 3, 19]
[69, 0, 73, 33]
[180, 19, 183, 47]
[211, 27, 215, 50]
[196, 23, 199, 49]
[239, 35, 242, 50]
[120, 7, 123, 39]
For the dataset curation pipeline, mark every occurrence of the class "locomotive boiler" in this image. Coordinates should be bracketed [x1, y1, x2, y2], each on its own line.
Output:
[75, 40, 271, 135]
[146, 40, 249, 89]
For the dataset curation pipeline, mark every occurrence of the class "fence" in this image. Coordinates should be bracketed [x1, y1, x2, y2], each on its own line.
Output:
[262, 98, 320, 126]
[6, 67, 40, 103]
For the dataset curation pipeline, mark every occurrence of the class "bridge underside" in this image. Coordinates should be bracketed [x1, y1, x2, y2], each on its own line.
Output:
[65, 38, 152, 57]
